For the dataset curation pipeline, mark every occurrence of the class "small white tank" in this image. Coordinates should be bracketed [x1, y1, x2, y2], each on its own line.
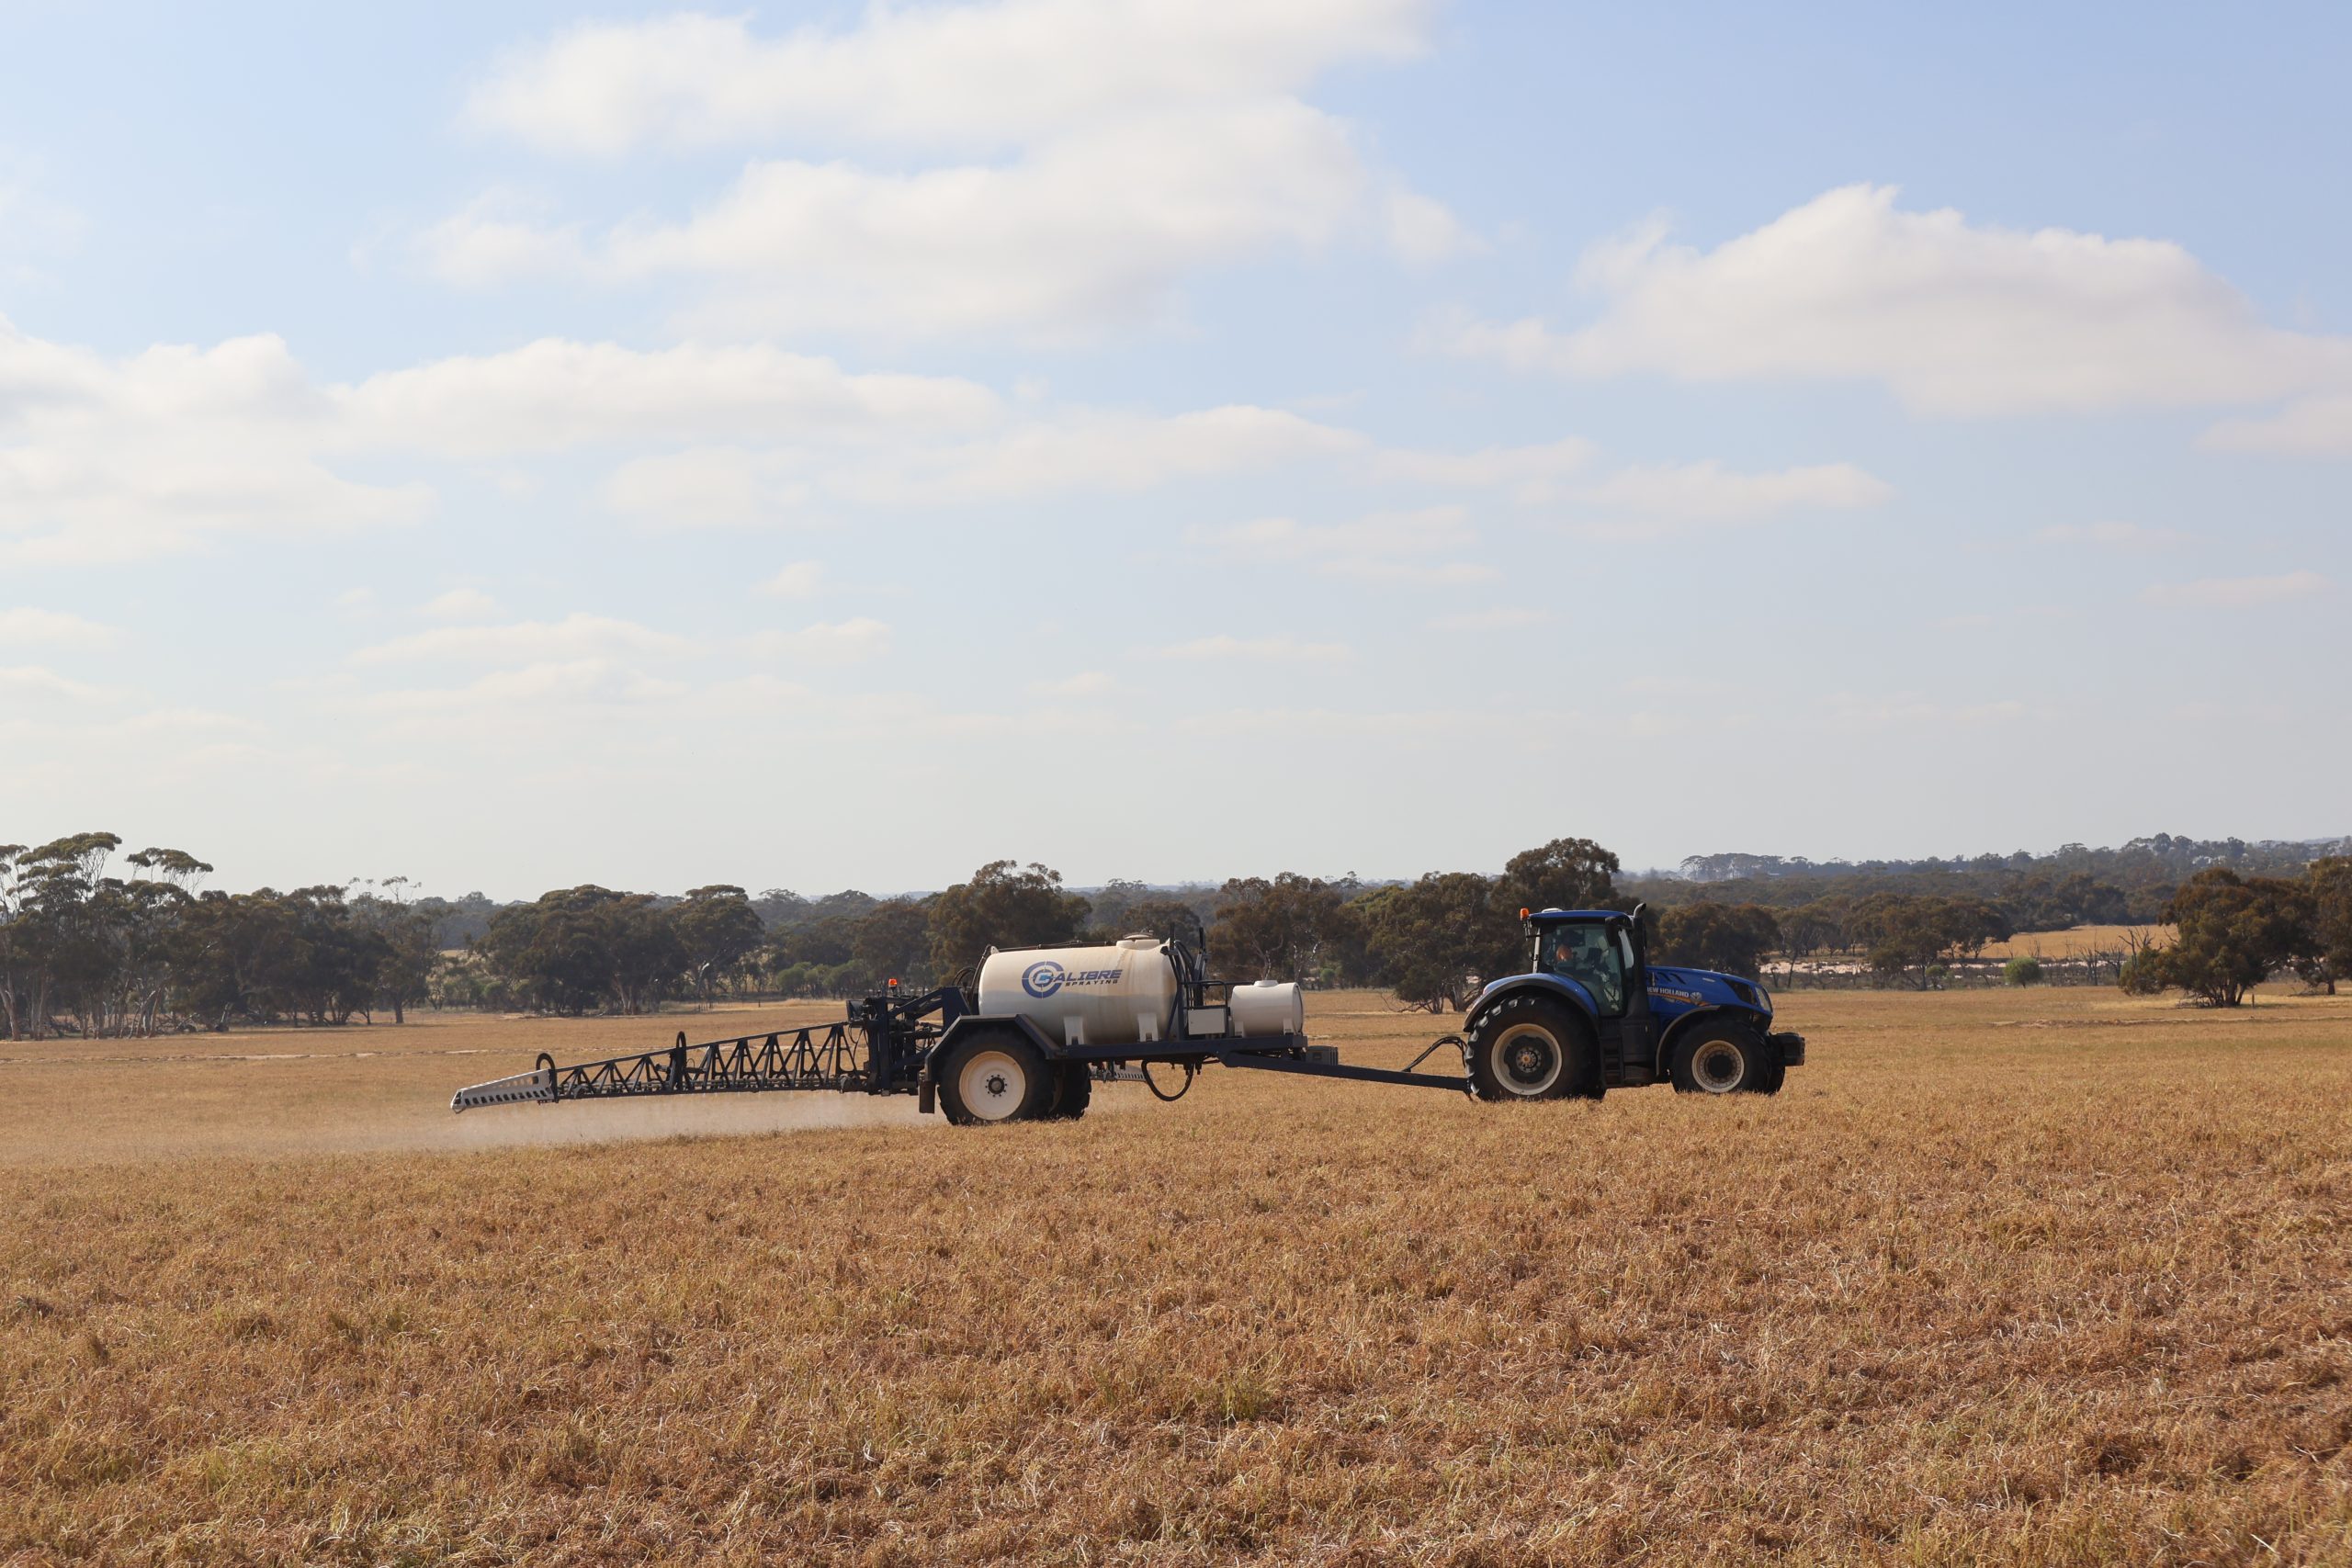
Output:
[1229, 980, 1306, 1037]
[976, 937, 1180, 1046]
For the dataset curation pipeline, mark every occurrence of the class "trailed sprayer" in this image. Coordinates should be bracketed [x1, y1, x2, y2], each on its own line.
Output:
[452, 906, 1804, 1124]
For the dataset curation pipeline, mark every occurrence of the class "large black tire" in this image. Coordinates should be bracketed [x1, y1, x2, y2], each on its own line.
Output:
[1464, 992, 1601, 1102]
[937, 1032, 1056, 1125]
[1669, 1018, 1774, 1096]
[1043, 1061, 1093, 1121]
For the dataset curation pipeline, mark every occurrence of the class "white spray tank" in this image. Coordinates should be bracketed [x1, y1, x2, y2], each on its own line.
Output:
[1229, 978, 1306, 1037]
[975, 936, 1182, 1046]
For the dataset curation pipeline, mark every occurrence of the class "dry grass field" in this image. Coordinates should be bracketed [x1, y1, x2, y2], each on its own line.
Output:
[4, 987, 2348, 1565]
[1978, 925, 2171, 961]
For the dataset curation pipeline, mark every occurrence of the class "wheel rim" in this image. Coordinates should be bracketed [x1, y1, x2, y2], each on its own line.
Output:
[957, 1049, 1028, 1121]
[1691, 1040, 1747, 1093]
[1490, 1022, 1564, 1096]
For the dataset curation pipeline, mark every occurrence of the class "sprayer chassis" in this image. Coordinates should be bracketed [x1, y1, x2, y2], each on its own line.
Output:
[450, 982, 1469, 1115]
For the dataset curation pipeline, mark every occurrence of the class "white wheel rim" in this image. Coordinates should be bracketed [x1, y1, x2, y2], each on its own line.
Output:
[958, 1049, 1028, 1121]
[1691, 1041, 1746, 1093]
[1490, 1022, 1564, 1096]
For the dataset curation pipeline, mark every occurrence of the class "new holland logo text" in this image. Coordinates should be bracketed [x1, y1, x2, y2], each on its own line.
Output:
[1022, 959, 1124, 999]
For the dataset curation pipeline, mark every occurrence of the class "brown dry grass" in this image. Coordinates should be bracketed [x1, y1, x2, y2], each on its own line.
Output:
[1977, 925, 2173, 961]
[0, 1001, 918, 1166]
[3, 988, 2348, 1565]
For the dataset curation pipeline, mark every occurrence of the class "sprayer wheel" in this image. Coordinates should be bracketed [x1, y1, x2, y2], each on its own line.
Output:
[938, 1032, 1055, 1125]
[1043, 1061, 1093, 1121]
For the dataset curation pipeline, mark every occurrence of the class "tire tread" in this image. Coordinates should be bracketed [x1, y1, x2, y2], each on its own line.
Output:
[1463, 992, 1601, 1102]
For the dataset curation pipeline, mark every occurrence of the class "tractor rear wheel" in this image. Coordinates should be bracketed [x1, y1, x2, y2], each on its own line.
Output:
[1043, 1061, 1093, 1121]
[1464, 993, 1601, 1102]
[938, 1032, 1055, 1125]
[1669, 1019, 1772, 1096]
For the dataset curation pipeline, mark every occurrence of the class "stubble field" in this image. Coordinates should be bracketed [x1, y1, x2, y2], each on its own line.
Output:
[1977, 926, 2168, 961]
[3, 987, 2348, 1565]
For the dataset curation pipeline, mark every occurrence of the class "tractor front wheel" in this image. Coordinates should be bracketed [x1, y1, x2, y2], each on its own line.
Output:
[1669, 1020, 1776, 1096]
[938, 1032, 1056, 1125]
[1464, 994, 1601, 1102]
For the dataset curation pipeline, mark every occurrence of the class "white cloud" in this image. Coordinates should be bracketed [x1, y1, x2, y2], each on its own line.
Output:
[843, 404, 1366, 505]
[353, 613, 690, 665]
[1936, 604, 2069, 632]
[2143, 570, 2328, 609]
[368, 658, 687, 716]
[1369, 437, 1594, 502]
[2202, 393, 2352, 456]
[96, 706, 265, 739]
[344, 338, 999, 457]
[466, 2, 1434, 152]
[604, 447, 813, 528]
[421, 587, 499, 621]
[1, 307, 1427, 565]
[1144, 635, 1351, 662]
[1432, 185, 2352, 417]
[1566, 459, 1892, 537]
[603, 402, 1362, 520]
[1183, 704, 1564, 739]
[1385, 188, 1479, 267]
[756, 562, 826, 600]
[1032, 671, 1114, 698]
[2033, 521, 2185, 549]
[0, 606, 116, 647]
[1426, 606, 1546, 632]
[0, 317, 1002, 562]
[0, 319, 432, 565]
[596, 417, 1872, 554]
[744, 617, 893, 665]
[1159, 435, 1881, 547]
[1185, 505, 1495, 581]
[1818, 691, 2030, 728]
[411, 192, 585, 288]
[435, 104, 1385, 339]
[436, 4, 1462, 338]
[0, 663, 117, 701]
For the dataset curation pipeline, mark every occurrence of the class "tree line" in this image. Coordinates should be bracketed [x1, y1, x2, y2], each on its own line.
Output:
[0, 835, 438, 1039]
[472, 840, 1632, 1018]
[7, 830, 2347, 1038]
[3, 834, 1623, 1035]
[1657, 832, 2348, 928]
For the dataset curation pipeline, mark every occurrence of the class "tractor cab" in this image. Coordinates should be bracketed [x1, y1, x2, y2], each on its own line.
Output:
[1528, 909, 1642, 1017]
[1520, 908, 1655, 1082]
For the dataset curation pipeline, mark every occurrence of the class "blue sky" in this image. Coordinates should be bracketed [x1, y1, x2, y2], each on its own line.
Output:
[2, 1, 2345, 898]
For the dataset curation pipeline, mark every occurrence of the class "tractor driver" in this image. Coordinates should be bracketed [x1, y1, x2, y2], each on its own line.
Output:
[1549, 927, 1624, 1013]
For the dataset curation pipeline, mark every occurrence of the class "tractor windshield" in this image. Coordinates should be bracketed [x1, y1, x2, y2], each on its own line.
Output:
[1537, 922, 1627, 1015]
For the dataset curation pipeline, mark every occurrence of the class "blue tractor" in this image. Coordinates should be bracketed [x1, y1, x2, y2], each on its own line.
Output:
[1459, 905, 1804, 1100]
